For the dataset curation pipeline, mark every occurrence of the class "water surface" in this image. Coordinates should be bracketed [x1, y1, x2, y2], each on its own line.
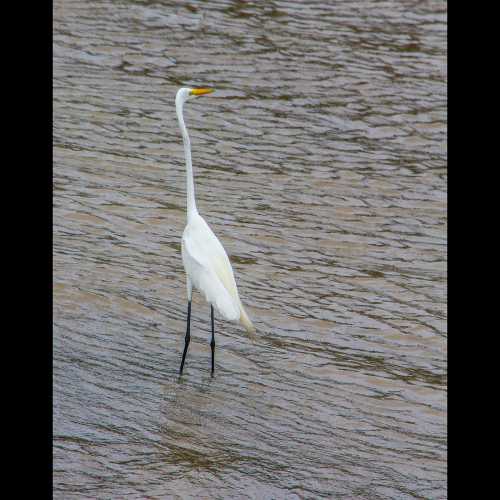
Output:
[53, 1, 447, 498]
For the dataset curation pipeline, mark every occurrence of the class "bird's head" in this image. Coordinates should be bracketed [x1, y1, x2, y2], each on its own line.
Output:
[176, 87, 214, 105]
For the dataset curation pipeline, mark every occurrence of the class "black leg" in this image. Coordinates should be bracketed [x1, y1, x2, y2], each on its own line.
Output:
[210, 305, 215, 376]
[179, 301, 192, 375]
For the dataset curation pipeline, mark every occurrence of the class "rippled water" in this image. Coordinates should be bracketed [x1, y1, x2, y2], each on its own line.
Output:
[53, 0, 447, 498]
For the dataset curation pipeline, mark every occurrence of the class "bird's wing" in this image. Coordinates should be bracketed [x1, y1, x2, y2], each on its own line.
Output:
[182, 225, 241, 321]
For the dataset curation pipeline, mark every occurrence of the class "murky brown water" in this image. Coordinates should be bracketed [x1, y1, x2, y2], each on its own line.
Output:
[53, 0, 447, 498]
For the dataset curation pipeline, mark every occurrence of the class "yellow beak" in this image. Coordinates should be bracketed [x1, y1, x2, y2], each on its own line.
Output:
[190, 88, 214, 96]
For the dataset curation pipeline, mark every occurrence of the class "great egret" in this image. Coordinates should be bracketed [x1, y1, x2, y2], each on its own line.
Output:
[175, 87, 255, 376]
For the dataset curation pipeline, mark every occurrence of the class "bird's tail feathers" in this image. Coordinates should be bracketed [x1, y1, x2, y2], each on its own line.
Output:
[239, 304, 256, 339]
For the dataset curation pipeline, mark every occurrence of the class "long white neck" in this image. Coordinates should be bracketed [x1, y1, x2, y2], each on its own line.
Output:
[176, 96, 198, 220]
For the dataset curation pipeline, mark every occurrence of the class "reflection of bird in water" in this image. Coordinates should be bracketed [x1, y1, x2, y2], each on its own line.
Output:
[175, 87, 255, 376]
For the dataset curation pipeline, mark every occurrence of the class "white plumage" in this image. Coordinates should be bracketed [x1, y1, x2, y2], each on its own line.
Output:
[182, 214, 244, 323]
[176, 87, 255, 338]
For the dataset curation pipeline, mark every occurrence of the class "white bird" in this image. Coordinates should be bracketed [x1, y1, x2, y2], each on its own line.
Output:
[175, 86, 255, 376]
